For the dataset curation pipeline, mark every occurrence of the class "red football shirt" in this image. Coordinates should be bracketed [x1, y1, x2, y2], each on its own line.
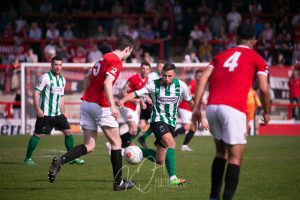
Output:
[81, 52, 122, 107]
[288, 78, 300, 98]
[207, 45, 268, 113]
[124, 74, 148, 110]
[178, 79, 196, 111]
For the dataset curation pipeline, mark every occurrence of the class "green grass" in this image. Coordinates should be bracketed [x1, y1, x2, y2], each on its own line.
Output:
[0, 135, 299, 200]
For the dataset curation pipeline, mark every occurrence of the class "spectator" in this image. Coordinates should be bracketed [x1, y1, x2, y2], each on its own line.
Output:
[202, 27, 213, 42]
[253, 17, 264, 37]
[190, 51, 200, 63]
[93, 25, 108, 40]
[143, 52, 154, 64]
[13, 89, 21, 119]
[249, 0, 262, 14]
[56, 37, 68, 62]
[273, 52, 286, 66]
[227, 6, 242, 33]
[29, 22, 42, 40]
[87, 44, 103, 63]
[293, 41, 300, 65]
[198, 39, 213, 62]
[3, 23, 14, 39]
[112, 1, 123, 14]
[198, 17, 207, 32]
[15, 15, 27, 33]
[144, 0, 156, 13]
[190, 25, 203, 48]
[72, 46, 87, 63]
[184, 39, 197, 55]
[171, 0, 183, 23]
[117, 19, 130, 36]
[11, 57, 21, 91]
[126, 26, 139, 40]
[282, 32, 294, 65]
[291, 8, 300, 26]
[140, 24, 155, 54]
[288, 69, 300, 119]
[62, 0, 74, 14]
[46, 23, 60, 40]
[39, 0, 53, 14]
[157, 20, 171, 61]
[19, 0, 32, 14]
[63, 23, 75, 40]
[76, 0, 91, 13]
[44, 40, 57, 61]
[208, 11, 226, 37]
[25, 48, 38, 63]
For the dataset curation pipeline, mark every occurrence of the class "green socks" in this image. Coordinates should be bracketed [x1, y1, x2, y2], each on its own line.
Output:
[140, 127, 152, 140]
[65, 135, 74, 151]
[25, 135, 40, 160]
[165, 148, 176, 177]
[142, 147, 176, 177]
[141, 148, 157, 162]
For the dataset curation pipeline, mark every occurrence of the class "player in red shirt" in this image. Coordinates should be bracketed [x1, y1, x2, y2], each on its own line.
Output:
[192, 24, 270, 200]
[48, 35, 135, 191]
[174, 69, 204, 151]
[119, 61, 151, 148]
[288, 69, 300, 119]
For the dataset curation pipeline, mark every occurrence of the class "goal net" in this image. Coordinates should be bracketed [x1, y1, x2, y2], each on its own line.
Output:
[21, 62, 208, 135]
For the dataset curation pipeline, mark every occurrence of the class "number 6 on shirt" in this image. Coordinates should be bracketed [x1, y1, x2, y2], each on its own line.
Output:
[224, 52, 241, 72]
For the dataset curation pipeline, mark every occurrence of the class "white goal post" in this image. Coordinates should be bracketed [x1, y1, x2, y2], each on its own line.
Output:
[21, 62, 209, 135]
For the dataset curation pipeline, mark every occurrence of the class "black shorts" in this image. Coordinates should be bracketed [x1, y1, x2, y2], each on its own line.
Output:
[140, 103, 152, 121]
[150, 121, 175, 148]
[34, 114, 70, 134]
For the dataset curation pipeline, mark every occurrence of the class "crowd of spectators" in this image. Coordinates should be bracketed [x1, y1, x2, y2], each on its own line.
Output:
[0, 0, 300, 66]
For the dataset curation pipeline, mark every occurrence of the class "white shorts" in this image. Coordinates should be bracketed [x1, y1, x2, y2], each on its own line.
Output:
[120, 106, 139, 125]
[178, 108, 192, 124]
[206, 105, 247, 145]
[80, 100, 119, 130]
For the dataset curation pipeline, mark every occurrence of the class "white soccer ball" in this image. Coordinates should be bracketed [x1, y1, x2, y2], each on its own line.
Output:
[124, 145, 143, 165]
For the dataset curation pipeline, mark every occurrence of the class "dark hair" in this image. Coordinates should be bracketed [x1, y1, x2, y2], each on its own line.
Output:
[51, 56, 63, 63]
[116, 34, 134, 50]
[237, 24, 256, 40]
[195, 69, 203, 74]
[140, 61, 151, 68]
[162, 63, 176, 71]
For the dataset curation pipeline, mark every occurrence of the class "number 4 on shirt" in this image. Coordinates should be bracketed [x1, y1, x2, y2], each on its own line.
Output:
[224, 52, 241, 72]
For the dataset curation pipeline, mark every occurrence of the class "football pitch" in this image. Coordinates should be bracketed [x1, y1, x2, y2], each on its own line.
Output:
[0, 135, 299, 200]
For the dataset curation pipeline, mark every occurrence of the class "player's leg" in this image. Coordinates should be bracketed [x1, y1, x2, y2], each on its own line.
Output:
[174, 109, 189, 137]
[181, 122, 195, 151]
[55, 114, 85, 165]
[24, 116, 51, 165]
[121, 120, 138, 148]
[218, 105, 247, 200]
[210, 139, 228, 200]
[24, 133, 43, 165]
[137, 104, 152, 148]
[222, 144, 245, 200]
[102, 125, 135, 191]
[206, 105, 228, 199]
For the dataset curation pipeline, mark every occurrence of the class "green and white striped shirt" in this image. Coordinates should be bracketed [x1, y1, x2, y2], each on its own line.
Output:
[134, 78, 192, 127]
[35, 71, 66, 116]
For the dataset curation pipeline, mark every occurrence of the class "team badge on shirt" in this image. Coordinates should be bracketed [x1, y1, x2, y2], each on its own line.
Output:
[110, 67, 118, 75]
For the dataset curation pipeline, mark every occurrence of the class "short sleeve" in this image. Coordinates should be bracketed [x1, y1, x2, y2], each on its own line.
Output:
[181, 81, 192, 102]
[255, 54, 268, 76]
[35, 74, 48, 91]
[134, 82, 154, 97]
[61, 77, 66, 96]
[106, 60, 122, 79]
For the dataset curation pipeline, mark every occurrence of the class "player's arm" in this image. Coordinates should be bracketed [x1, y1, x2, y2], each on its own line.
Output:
[121, 80, 141, 104]
[104, 75, 120, 119]
[34, 90, 44, 117]
[119, 84, 151, 107]
[257, 74, 270, 126]
[192, 66, 213, 124]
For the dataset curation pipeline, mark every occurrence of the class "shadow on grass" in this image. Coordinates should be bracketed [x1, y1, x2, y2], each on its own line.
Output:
[0, 161, 24, 165]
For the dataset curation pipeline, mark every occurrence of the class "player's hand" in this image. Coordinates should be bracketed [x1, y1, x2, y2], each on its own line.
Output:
[191, 109, 201, 128]
[260, 112, 270, 126]
[37, 108, 44, 118]
[200, 119, 209, 130]
[111, 105, 120, 119]
[141, 101, 147, 110]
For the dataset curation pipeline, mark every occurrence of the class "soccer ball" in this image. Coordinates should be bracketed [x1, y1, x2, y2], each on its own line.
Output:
[124, 146, 143, 165]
